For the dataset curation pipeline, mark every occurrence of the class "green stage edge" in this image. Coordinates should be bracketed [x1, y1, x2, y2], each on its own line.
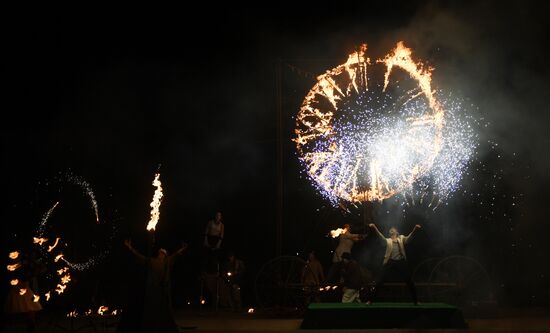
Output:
[308, 302, 457, 310]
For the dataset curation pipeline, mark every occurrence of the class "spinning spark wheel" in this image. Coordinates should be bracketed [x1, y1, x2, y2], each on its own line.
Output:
[294, 43, 445, 203]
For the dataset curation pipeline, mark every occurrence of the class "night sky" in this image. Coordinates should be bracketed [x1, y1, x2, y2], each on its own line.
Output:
[2, 1, 550, 309]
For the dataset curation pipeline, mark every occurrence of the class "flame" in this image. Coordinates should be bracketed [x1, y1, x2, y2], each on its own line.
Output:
[111, 309, 118, 315]
[19, 288, 27, 295]
[33, 295, 40, 302]
[47, 237, 61, 252]
[294, 42, 444, 202]
[9, 251, 19, 260]
[61, 274, 71, 284]
[227, 272, 232, 277]
[248, 308, 255, 313]
[7, 263, 21, 271]
[85, 309, 92, 316]
[54, 253, 64, 262]
[67, 310, 78, 318]
[10, 279, 19, 286]
[45, 292, 51, 301]
[200, 299, 205, 305]
[33, 237, 49, 245]
[98, 305, 109, 315]
[329, 228, 347, 238]
[146, 173, 163, 231]
[57, 267, 69, 275]
[55, 284, 67, 294]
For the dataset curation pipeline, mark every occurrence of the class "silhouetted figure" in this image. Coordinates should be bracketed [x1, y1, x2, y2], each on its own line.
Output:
[121, 239, 187, 333]
[4, 252, 43, 333]
[340, 252, 363, 303]
[367, 224, 421, 305]
[204, 212, 224, 250]
[301, 251, 324, 304]
[223, 251, 245, 310]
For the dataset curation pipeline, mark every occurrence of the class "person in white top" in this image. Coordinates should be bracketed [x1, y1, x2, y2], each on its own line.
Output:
[204, 212, 225, 250]
[367, 223, 421, 305]
[325, 224, 366, 284]
[333, 224, 365, 263]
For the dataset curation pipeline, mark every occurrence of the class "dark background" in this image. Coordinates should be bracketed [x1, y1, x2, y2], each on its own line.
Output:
[2, 1, 550, 310]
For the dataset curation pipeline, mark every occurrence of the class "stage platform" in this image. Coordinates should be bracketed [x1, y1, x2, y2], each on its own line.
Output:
[300, 302, 468, 329]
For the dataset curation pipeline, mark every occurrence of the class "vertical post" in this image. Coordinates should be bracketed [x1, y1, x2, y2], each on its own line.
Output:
[363, 201, 374, 232]
[275, 59, 283, 256]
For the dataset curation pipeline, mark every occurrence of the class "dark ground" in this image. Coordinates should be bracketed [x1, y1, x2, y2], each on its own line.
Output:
[3, 305, 550, 332]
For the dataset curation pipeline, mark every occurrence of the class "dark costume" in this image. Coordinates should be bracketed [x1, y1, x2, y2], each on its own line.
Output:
[119, 246, 185, 333]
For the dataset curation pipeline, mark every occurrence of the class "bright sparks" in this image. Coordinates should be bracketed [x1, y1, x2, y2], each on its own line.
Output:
[146, 173, 163, 231]
[294, 42, 475, 205]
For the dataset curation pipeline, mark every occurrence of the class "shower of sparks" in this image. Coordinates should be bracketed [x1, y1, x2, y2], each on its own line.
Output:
[35, 175, 117, 272]
[37, 201, 59, 238]
[294, 42, 476, 206]
[146, 173, 164, 232]
[63, 173, 100, 223]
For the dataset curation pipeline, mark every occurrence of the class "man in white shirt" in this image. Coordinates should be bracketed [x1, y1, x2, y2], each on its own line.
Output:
[367, 223, 421, 305]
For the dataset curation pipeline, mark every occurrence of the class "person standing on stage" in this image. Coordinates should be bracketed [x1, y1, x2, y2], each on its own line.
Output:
[367, 223, 421, 305]
[325, 224, 365, 284]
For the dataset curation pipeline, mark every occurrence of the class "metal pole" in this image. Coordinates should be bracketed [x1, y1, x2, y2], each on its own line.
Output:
[275, 59, 283, 256]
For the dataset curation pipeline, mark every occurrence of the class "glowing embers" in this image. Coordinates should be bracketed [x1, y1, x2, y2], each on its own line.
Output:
[294, 42, 474, 205]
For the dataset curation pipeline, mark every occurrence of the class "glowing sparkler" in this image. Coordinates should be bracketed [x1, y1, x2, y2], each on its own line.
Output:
[146, 173, 163, 231]
[33, 295, 40, 302]
[45, 292, 51, 301]
[19, 288, 27, 295]
[9, 251, 19, 259]
[294, 42, 475, 205]
[10, 279, 18, 286]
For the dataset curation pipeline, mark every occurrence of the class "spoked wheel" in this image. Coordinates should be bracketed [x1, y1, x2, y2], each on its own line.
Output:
[411, 257, 442, 301]
[254, 256, 308, 313]
[427, 255, 494, 306]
